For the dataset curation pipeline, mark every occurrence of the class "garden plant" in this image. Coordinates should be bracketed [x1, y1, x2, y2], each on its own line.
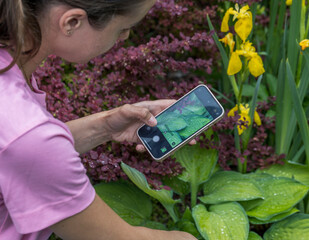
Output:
[44, 0, 309, 239]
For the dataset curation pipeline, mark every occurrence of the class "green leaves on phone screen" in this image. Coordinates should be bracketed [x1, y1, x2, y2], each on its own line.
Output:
[157, 93, 213, 146]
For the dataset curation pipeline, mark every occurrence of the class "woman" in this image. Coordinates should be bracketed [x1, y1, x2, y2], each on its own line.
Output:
[0, 0, 197, 239]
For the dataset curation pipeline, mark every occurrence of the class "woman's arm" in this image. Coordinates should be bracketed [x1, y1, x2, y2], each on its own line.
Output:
[65, 100, 174, 154]
[50, 194, 197, 240]
[65, 111, 115, 154]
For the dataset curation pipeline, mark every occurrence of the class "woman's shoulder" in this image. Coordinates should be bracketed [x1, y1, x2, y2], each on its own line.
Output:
[0, 69, 51, 152]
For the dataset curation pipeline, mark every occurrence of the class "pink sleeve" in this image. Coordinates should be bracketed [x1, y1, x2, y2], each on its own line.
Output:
[0, 121, 96, 234]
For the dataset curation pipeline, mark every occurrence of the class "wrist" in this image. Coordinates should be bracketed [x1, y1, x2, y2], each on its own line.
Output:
[94, 110, 114, 142]
[66, 111, 113, 154]
[133, 226, 160, 240]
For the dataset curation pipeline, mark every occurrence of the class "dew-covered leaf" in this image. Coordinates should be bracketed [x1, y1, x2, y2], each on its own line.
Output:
[249, 208, 299, 225]
[200, 171, 264, 204]
[192, 203, 249, 240]
[264, 213, 309, 240]
[239, 198, 264, 211]
[257, 162, 309, 186]
[246, 173, 309, 220]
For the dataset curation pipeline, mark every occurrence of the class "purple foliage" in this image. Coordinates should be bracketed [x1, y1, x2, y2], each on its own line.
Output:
[34, 0, 281, 187]
[34, 0, 218, 187]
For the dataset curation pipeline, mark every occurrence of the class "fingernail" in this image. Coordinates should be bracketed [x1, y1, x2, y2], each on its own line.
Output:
[148, 116, 157, 125]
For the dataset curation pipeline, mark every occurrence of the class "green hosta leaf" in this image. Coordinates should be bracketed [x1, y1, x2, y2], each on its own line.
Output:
[182, 207, 194, 221]
[200, 171, 264, 204]
[163, 176, 190, 196]
[248, 232, 263, 240]
[239, 199, 264, 211]
[121, 162, 180, 222]
[174, 145, 217, 206]
[174, 145, 217, 185]
[95, 181, 152, 225]
[249, 208, 299, 225]
[246, 173, 309, 220]
[177, 207, 201, 238]
[121, 162, 179, 205]
[177, 220, 201, 238]
[192, 203, 249, 240]
[257, 162, 309, 186]
[264, 213, 309, 240]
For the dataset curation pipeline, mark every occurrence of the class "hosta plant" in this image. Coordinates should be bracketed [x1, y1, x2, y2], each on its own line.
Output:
[95, 144, 309, 239]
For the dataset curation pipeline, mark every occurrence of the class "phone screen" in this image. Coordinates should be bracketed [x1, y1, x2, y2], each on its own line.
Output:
[138, 85, 224, 160]
[156, 91, 213, 149]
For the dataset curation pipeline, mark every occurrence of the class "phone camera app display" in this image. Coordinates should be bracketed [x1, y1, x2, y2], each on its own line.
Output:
[156, 90, 214, 150]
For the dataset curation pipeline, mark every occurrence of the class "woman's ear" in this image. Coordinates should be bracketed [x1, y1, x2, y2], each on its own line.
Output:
[59, 8, 87, 36]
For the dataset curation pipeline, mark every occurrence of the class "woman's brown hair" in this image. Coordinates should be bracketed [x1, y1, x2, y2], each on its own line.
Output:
[0, 0, 146, 73]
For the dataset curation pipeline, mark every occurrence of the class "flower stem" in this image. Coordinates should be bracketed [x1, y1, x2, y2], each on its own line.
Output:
[242, 156, 248, 174]
[234, 126, 243, 173]
[191, 182, 198, 208]
[229, 75, 239, 100]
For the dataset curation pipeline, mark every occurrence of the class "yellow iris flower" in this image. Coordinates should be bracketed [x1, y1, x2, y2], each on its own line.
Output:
[227, 41, 265, 77]
[228, 104, 261, 135]
[300, 39, 309, 50]
[221, 4, 253, 42]
[227, 52, 242, 75]
[220, 33, 235, 53]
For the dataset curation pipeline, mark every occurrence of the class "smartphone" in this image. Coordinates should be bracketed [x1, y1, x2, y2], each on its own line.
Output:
[137, 84, 224, 161]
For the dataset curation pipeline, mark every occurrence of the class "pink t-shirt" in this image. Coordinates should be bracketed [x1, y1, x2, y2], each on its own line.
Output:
[0, 50, 96, 239]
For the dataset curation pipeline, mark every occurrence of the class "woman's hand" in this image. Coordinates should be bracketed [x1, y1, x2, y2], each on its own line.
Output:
[135, 227, 198, 240]
[103, 100, 175, 151]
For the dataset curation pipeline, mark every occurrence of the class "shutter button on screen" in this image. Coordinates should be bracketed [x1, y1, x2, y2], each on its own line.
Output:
[153, 135, 160, 142]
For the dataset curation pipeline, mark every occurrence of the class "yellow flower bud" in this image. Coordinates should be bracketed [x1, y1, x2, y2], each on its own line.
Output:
[300, 39, 309, 50]
[220, 33, 235, 53]
[254, 111, 262, 126]
[286, 0, 292, 5]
